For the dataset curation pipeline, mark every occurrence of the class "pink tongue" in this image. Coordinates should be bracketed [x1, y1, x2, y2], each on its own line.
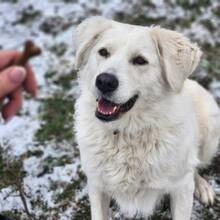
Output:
[98, 98, 117, 115]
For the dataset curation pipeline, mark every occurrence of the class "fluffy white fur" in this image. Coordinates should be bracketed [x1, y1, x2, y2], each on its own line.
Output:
[74, 17, 220, 220]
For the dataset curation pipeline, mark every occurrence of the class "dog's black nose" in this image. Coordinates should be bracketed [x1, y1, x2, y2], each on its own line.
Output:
[96, 73, 119, 93]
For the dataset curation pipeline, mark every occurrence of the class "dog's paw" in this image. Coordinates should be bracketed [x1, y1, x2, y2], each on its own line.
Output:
[195, 174, 215, 206]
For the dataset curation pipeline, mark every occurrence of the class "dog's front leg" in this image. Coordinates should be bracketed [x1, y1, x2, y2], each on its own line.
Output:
[170, 174, 194, 220]
[89, 185, 110, 220]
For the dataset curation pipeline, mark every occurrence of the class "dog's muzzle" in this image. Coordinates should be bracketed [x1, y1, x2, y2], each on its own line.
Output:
[95, 94, 139, 122]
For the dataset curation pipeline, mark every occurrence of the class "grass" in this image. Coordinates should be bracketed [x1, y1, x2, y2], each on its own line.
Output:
[14, 5, 42, 25]
[0, 147, 35, 220]
[73, 195, 90, 220]
[45, 69, 77, 90]
[54, 73, 76, 90]
[36, 67, 76, 143]
[0, 148, 25, 189]
[176, 0, 211, 9]
[54, 165, 86, 204]
[202, 44, 220, 77]
[35, 92, 74, 143]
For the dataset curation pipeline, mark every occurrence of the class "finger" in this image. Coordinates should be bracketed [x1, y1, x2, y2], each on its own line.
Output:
[0, 51, 20, 70]
[0, 66, 26, 99]
[24, 63, 37, 96]
[2, 88, 23, 121]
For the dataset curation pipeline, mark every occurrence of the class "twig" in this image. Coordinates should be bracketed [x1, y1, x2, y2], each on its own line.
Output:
[18, 185, 37, 220]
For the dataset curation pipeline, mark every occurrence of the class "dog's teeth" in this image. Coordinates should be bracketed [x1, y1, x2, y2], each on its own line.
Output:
[97, 107, 116, 115]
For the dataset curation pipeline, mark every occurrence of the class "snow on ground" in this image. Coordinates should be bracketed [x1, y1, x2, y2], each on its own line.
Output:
[0, 0, 219, 219]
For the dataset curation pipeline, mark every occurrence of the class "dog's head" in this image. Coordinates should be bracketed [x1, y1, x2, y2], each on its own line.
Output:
[75, 17, 202, 122]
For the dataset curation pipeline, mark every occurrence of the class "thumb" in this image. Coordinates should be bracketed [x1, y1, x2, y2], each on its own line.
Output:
[0, 66, 26, 99]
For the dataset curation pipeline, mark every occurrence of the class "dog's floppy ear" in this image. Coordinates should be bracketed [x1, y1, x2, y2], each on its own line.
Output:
[151, 27, 202, 92]
[74, 16, 112, 70]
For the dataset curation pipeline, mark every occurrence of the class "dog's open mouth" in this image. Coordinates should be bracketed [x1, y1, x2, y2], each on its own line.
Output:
[95, 94, 138, 122]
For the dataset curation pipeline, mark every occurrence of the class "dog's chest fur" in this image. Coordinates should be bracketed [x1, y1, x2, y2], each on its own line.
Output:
[79, 116, 182, 196]
[97, 128, 162, 194]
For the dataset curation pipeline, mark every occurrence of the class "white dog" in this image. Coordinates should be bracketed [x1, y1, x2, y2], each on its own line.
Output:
[74, 17, 220, 220]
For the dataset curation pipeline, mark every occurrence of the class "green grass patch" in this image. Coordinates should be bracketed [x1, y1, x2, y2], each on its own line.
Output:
[114, 9, 196, 29]
[73, 195, 90, 220]
[213, 5, 220, 17]
[36, 154, 74, 177]
[0, 148, 25, 189]
[54, 72, 76, 90]
[55, 165, 86, 204]
[201, 44, 220, 77]
[114, 13, 164, 26]
[14, 5, 42, 25]
[176, 0, 210, 9]
[45, 69, 77, 90]
[35, 92, 74, 143]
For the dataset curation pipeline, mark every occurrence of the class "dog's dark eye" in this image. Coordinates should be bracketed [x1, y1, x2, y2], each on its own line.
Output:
[98, 48, 110, 58]
[132, 56, 148, 65]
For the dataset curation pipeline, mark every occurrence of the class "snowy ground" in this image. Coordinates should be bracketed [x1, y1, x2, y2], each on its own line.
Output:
[0, 0, 219, 219]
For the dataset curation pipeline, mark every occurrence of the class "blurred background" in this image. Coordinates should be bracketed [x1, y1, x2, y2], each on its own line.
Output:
[0, 0, 219, 219]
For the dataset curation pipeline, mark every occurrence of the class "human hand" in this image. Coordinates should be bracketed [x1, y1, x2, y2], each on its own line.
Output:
[0, 51, 37, 121]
